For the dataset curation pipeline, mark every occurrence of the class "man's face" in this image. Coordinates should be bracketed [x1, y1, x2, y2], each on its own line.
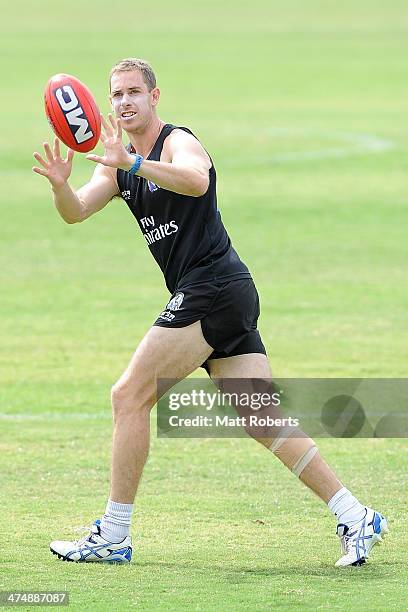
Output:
[109, 69, 160, 132]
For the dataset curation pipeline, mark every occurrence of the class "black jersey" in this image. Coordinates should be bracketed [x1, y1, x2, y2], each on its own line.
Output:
[116, 124, 251, 293]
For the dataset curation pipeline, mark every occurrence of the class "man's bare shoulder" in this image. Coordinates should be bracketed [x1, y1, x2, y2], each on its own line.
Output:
[165, 127, 198, 145]
[163, 127, 211, 166]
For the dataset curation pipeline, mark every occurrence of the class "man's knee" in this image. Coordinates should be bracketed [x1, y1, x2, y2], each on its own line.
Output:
[111, 376, 156, 420]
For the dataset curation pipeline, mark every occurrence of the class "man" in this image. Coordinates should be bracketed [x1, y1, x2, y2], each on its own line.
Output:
[33, 58, 388, 566]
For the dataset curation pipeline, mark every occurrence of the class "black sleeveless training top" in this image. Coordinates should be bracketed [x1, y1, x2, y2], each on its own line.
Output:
[116, 124, 251, 293]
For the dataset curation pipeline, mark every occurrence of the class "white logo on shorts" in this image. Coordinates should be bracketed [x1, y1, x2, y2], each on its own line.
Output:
[166, 292, 184, 311]
[159, 310, 175, 322]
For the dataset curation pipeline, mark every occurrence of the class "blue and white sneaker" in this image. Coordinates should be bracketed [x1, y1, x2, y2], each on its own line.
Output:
[335, 507, 388, 567]
[50, 519, 132, 563]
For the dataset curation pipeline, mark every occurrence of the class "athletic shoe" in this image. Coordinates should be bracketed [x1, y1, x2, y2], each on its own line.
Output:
[50, 519, 132, 563]
[335, 507, 388, 567]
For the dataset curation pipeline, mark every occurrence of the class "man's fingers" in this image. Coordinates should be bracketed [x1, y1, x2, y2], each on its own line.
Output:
[100, 114, 112, 136]
[66, 148, 74, 162]
[86, 154, 104, 164]
[99, 131, 107, 144]
[54, 137, 61, 159]
[43, 142, 53, 162]
[116, 117, 122, 140]
[32, 166, 49, 177]
[33, 152, 49, 168]
[108, 113, 117, 131]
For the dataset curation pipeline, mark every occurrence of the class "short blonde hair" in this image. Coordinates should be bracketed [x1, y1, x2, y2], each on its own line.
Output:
[109, 58, 157, 91]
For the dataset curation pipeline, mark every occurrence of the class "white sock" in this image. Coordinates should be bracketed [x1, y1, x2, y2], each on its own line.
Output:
[328, 487, 366, 526]
[100, 499, 133, 543]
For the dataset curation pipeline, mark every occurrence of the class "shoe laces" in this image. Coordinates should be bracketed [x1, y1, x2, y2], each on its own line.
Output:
[340, 522, 367, 557]
[337, 523, 356, 555]
[340, 532, 354, 555]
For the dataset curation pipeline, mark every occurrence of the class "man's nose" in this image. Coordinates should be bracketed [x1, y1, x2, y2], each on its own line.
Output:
[121, 93, 132, 105]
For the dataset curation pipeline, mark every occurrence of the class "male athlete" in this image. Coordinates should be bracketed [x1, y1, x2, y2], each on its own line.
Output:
[33, 58, 388, 566]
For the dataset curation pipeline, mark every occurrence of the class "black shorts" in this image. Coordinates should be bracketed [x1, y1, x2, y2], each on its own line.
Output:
[153, 277, 266, 367]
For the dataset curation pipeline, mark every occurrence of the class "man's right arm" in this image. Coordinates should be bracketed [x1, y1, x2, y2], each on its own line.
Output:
[33, 138, 119, 224]
[53, 164, 119, 224]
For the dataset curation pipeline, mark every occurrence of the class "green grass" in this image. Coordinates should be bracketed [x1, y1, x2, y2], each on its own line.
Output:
[1, 0, 407, 609]
[1, 422, 407, 610]
[1, 420, 407, 610]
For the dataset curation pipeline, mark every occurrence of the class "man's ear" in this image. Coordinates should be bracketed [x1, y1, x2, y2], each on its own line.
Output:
[151, 87, 160, 107]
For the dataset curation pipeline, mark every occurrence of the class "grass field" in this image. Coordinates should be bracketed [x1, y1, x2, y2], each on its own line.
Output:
[1, 0, 408, 609]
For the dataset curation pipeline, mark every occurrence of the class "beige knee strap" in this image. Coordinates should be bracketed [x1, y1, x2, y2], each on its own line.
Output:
[268, 426, 297, 453]
[291, 445, 318, 477]
[269, 431, 318, 478]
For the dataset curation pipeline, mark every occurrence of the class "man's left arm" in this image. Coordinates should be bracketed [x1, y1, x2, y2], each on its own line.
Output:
[87, 116, 211, 197]
[133, 131, 211, 197]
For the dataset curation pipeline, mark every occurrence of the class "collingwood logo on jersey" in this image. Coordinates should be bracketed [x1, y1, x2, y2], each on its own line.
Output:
[140, 215, 179, 246]
[148, 180, 159, 192]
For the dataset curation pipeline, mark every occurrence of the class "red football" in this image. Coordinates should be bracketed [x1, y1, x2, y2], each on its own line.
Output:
[44, 74, 101, 153]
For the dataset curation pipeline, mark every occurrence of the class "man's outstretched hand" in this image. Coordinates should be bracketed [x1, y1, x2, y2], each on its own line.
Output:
[86, 114, 133, 171]
[32, 138, 74, 189]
